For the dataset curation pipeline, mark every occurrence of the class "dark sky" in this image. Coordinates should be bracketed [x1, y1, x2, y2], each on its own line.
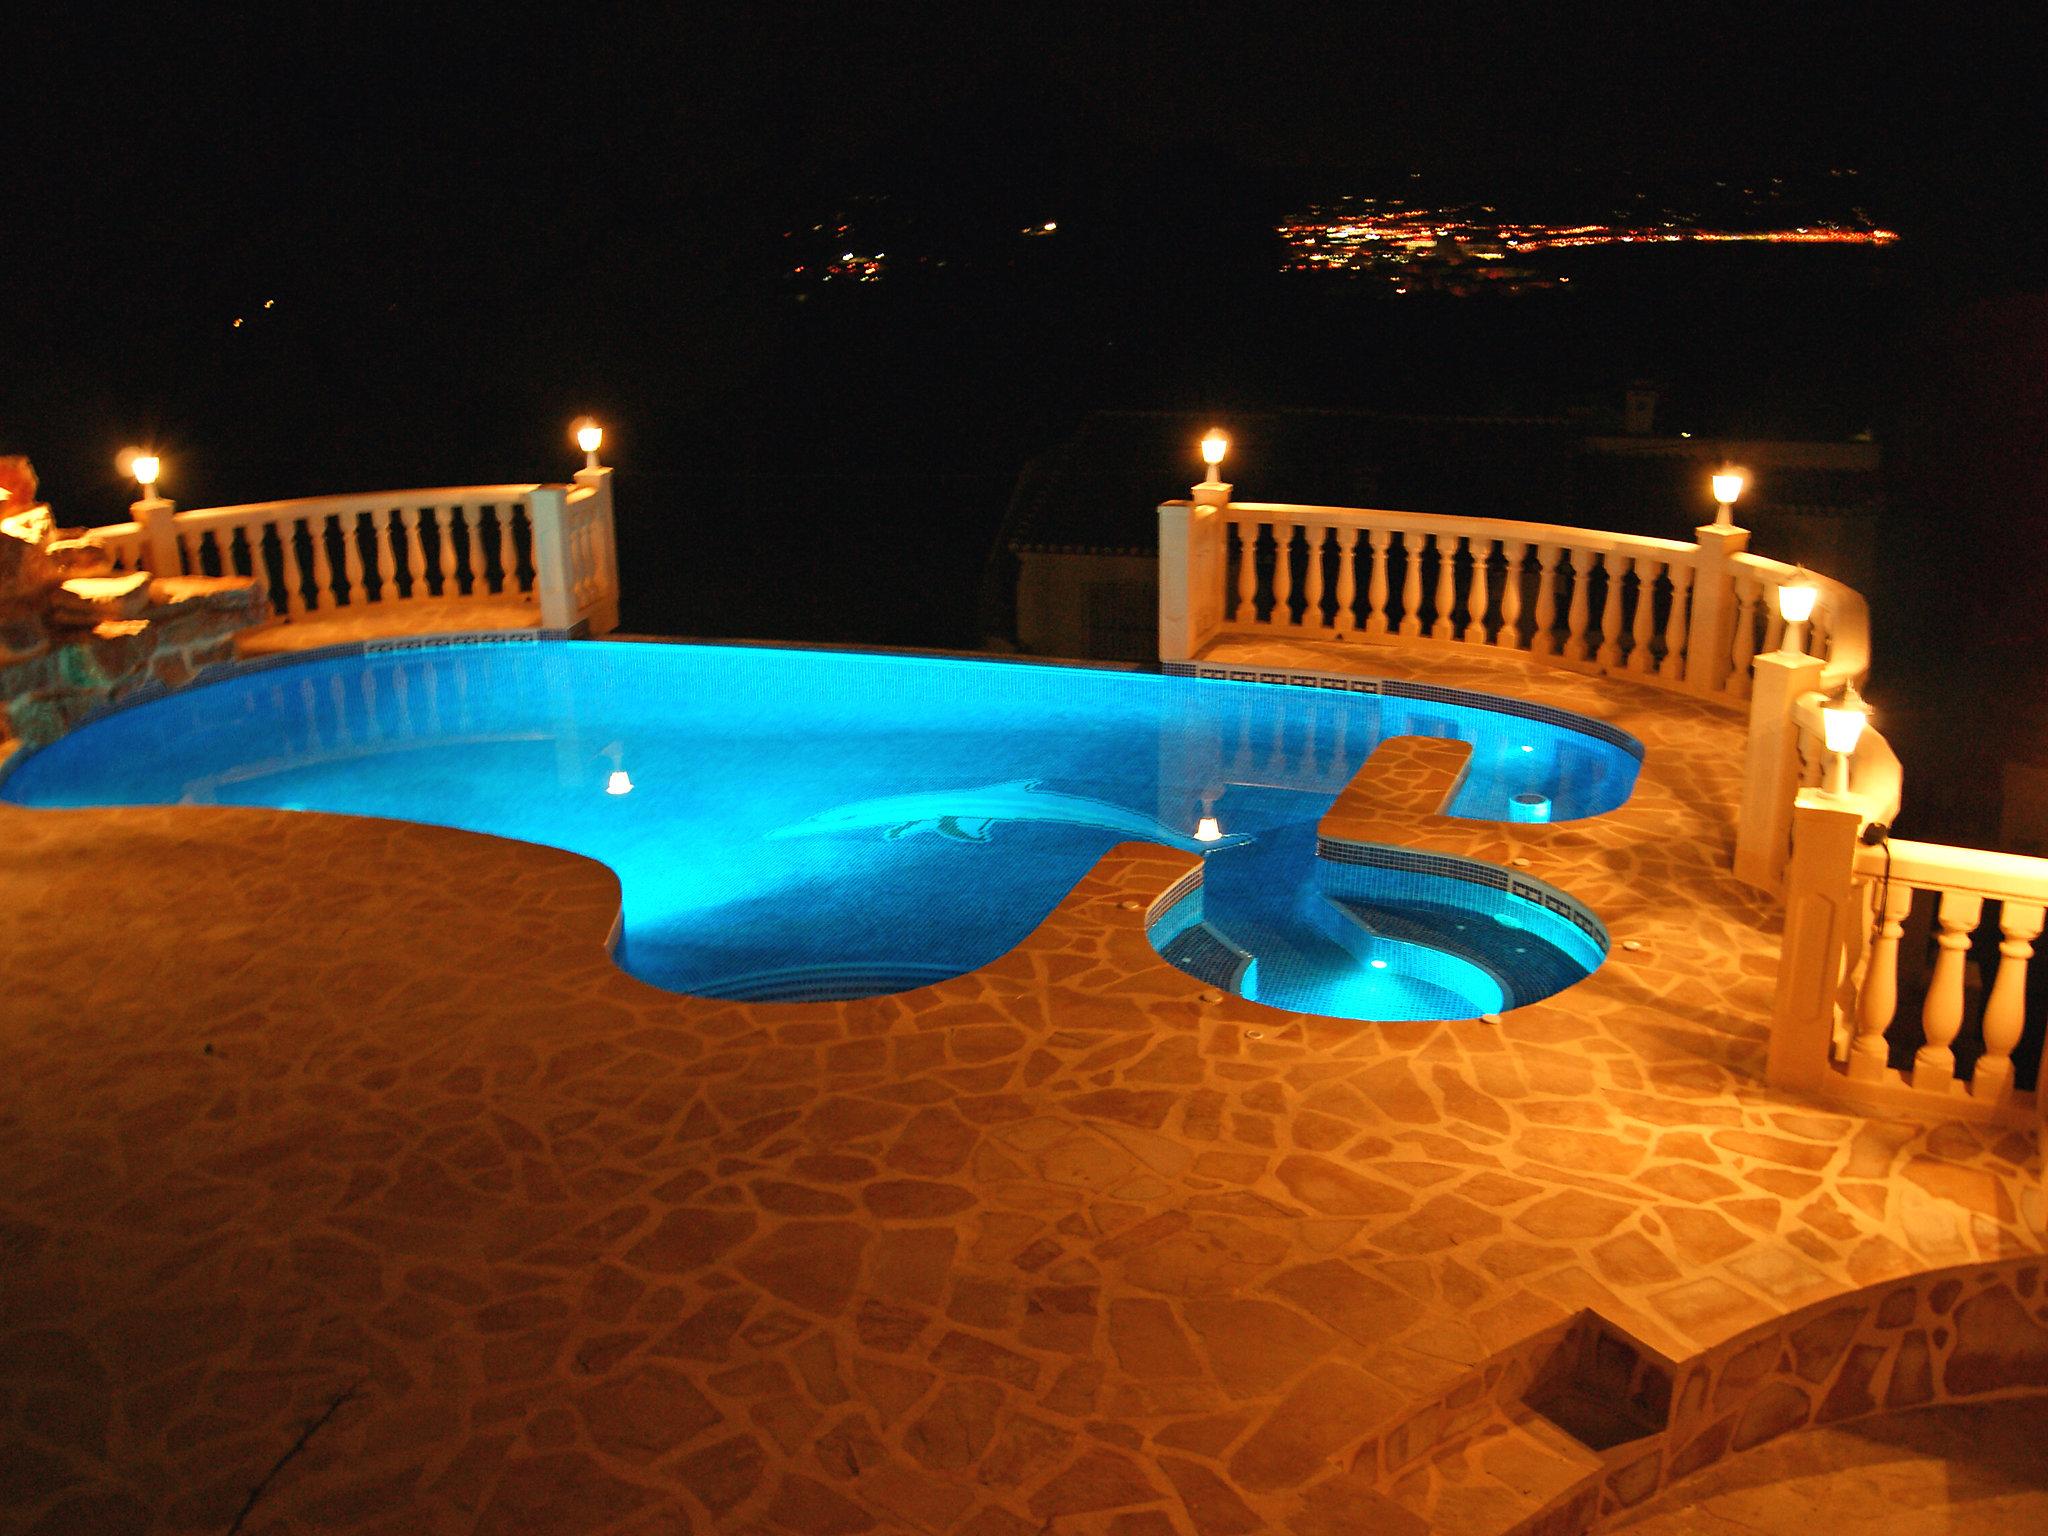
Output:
[12, 3, 2041, 292]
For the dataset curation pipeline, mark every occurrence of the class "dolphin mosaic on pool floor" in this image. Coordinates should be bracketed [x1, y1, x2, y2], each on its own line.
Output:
[1, 634, 2042, 1535]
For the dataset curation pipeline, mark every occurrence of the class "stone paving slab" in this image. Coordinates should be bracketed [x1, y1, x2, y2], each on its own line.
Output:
[0, 634, 2042, 1534]
[234, 598, 541, 655]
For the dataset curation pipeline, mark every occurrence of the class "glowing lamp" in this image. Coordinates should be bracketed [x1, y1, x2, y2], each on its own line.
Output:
[1775, 570, 1818, 655]
[1508, 793, 1552, 824]
[1194, 816, 1224, 843]
[1199, 430, 1229, 481]
[606, 770, 633, 796]
[1775, 575, 1817, 624]
[1821, 686, 1870, 797]
[1710, 464, 1746, 526]
[131, 453, 161, 493]
[572, 417, 604, 469]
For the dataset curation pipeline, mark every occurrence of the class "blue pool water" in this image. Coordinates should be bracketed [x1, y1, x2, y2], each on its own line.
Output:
[2, 641, 1638, 1018]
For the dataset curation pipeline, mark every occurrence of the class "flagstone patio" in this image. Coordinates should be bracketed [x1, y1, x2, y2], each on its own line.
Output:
[1, 635, 2042, 1535]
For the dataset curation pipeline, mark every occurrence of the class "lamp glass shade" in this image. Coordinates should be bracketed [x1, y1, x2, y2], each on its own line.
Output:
[1822, 703, 1869, 754]
[132, 454, 161, 488]
[1194, 816, 1223, 843]
[1776, 580, 1818, 624]
[1199, 431, 1228, 467]
[1711, 468, 1746, 505]
[605, 770, 633, 795]
[576, 423, 603, 454]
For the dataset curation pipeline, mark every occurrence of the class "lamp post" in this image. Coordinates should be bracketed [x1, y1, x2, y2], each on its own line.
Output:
[573, 418, 604, 472]
[1821, 686, 1870, 799]
[1775, 569, 1818, 655]
[1199, 430, 1229, 488]
[1710, 464, 1747, 528]
[121, 448, 178, 574]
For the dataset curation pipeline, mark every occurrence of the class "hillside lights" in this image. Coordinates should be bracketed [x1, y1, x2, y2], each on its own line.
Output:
[1775, 569, 1818, 655]
[1199, 429, 1229, 484]
[1822, 686, 1870, 798]
[572, 417, 604, 470]
[1710, 464, 1747, 527]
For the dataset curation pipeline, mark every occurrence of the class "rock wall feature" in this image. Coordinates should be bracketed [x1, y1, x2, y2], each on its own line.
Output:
[1, 570, 270, 754]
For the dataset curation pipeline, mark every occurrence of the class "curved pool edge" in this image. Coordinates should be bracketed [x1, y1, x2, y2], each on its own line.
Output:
[2, 635, 1642, 1015]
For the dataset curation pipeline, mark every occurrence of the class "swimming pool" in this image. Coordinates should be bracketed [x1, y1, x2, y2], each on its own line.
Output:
[2, 640, 1639, 1018]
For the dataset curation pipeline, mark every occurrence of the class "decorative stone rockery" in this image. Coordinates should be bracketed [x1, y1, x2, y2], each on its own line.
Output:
[0, 569, 268, 753]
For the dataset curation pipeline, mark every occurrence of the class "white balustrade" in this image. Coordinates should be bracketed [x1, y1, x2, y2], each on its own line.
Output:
[1775, 808, 2048, 1123]
[1172, 498, 1867, 709]
[78, 473, 620, 636]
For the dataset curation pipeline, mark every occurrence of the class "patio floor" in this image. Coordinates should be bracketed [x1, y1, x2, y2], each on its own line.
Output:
[233, 598, 542, 656]
[1, 631, 2042, 1535]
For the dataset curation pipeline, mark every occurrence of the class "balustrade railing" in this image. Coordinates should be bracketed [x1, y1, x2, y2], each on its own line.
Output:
[1773, 798, 2048, 1128]
[82, 470, 619, 635]
[1162, 497, 1867, 704]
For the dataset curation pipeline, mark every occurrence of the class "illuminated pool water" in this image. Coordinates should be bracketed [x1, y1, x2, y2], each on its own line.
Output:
[1, 640, 1638, 1018]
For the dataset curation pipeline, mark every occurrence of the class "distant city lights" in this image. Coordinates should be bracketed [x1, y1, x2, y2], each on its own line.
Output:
[1279, 196, 1898, 288]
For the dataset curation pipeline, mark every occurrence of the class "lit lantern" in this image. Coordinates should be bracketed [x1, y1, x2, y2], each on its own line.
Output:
[1710, 464, 1747, 526]
[1821, 686, 1870, 798]
[606, 769, 633, 796]
[1199, 429, 1229, 483]
[572, 418, 604, 470]
[1194, 816, 1224, 843]
[124, 451, 162, 498]
[1775, 570, 1818, 655]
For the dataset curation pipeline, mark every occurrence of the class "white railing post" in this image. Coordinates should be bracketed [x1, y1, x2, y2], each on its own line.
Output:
[1975, 901, 2044, 1103]
[1767, 794, 1865, 1091]
[134, 494, 179, 576]
[529, 486, 576, 629]
[573, 465, 621, 633]
[1159, 482, 1228, 662]
[1735, 648, 1826, 888]
[1685, 522, 1750, 694]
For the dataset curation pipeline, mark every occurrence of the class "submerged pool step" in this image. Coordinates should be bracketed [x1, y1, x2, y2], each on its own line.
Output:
[685, 960, 965, 1003]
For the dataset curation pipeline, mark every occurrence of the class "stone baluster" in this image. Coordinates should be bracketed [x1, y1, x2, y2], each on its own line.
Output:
[1295, 523, 1324, 630]
[339, 510, 369, 607]
[1496, 540, 1527, 648]
[1327, 525, 1356, 634]
[1660, 562, 1693, 680]
[1915, 890, 1984, 1094]
[488, 504, 514, 595]
[1399, 531, 1424, 637]
[1461, 538, 1493, 644]
[1432, 534, 1461, 640]
[1595, 550, 1625, 669]
[1761, 588, 1785, 654]
[308, 514, 340, 611]
[1363, 527, 1390, 636]
[1565, 547, 1592, 661]
[397, 507, 427, 598]
[1531, 543, 1560, 656]
[1728, 575, 1760, 699]
[1234, 519, 1257, 623]
[1626, 556, 1660, 673]
[275, 519, 311, 615]
[1270, 518, 1295, 627]
[1849, 877, 1914, 1080]
[1973, 900, 2043, 1102]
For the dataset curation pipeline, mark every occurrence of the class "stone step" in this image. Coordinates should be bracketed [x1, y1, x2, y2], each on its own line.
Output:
[1383, 1402, 1606, 1536]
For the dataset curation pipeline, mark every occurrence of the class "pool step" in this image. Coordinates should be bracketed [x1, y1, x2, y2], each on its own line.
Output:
[1381, 1402, 1606, 1536]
